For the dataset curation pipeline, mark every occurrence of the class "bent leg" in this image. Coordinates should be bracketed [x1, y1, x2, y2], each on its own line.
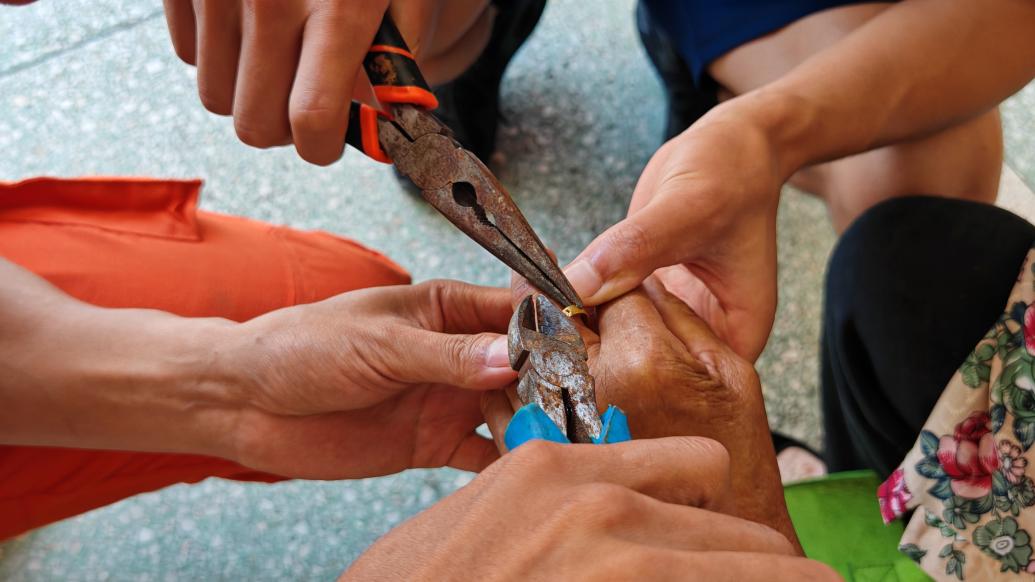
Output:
[708, 3, 1003, 232]
[0, 177, 410, 539]
[821, 196, 1035, 476]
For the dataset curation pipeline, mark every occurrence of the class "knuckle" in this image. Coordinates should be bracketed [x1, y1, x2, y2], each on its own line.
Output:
[567, 483, 636, 528]
[507, 439, 568, 475]
[735, 518, 798, 556]
[442, 334, 479, 375]
[671, 356, 732, 407]
[614, 339, 694, 392]
[172, 42, 196, 66]
[682, 350, 758, 415]
[606, 220, 656, 264]
[234, 119, 285, 149]
[420, 278, 462, 298]
[412, 279, 454, 330]
[197, 87, 232, 116]
[289, 99, 347, 136]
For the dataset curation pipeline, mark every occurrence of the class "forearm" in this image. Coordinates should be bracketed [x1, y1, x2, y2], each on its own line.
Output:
[0, 259, 242, 457]
[729, 0, 1035, 177]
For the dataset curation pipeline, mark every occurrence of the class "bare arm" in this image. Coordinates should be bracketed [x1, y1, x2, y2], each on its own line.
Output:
[0, 258, 239, 455]
[0, 257, 515, 479]
[567, 0, 1035, 361]
[746, 0, 1035, 176]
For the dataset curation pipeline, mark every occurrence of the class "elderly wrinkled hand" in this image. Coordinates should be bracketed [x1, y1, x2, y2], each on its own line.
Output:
[486, 275, 796, 545]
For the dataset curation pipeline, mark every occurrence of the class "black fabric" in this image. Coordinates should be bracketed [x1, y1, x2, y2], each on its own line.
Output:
[636, 0, 718, 140]
[822, 196, 1035, 478]
[432, 0, 547, 162]
[640, 0, 879, 84]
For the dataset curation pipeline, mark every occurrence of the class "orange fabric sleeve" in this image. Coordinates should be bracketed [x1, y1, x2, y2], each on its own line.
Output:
[0, 177, 410, 539]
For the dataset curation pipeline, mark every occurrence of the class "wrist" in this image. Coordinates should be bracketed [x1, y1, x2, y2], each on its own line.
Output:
[154, 314, 251, 460]
[715, 87, 822, 182]
[100, 309, 247, 459]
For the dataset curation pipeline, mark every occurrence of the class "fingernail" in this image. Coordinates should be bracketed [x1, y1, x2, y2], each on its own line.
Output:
[485, 335, 511, 368]
[564, 260, 603, 301]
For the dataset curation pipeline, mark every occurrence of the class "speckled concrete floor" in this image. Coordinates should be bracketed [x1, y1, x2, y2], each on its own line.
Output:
[1, 1, 1034, 579]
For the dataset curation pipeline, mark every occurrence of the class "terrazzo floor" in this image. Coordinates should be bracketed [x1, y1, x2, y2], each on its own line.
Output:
[1, 1, 1033, 579]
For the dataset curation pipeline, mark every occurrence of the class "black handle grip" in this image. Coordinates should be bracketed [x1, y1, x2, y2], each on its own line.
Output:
[363, 15, 438, 110]
[345, 101, 390, 163]
[345, 14, 439, 163]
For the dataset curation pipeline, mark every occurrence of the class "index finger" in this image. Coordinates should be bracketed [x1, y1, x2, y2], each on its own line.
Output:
[163, 0, 197, 64]
[410, 280, 513, 334]
[289, 1, 386, 165]
[593, 436, 733, 513]
[641, 276, 742, 379]
[511, 436, 734, 514]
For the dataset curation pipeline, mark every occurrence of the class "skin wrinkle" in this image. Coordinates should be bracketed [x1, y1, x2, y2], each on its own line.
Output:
[165, 0, 496, 163]
[345, 436, 826, 579]
[410, 382, 438, 467]
[423, 279, 451, 333]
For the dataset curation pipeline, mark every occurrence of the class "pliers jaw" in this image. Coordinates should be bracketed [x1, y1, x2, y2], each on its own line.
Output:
[508, 294, 602, 443]
[378, 106, 583, 311]
[344, 13, 582, 310]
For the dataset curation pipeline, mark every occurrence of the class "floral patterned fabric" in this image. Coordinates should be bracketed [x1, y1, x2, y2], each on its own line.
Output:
[880, 248, 1035, 580]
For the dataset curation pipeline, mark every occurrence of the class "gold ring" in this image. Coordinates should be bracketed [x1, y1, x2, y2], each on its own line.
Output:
[562, 305, 587, 318]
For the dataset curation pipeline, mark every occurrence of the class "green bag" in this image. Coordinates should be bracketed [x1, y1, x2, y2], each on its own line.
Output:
[784, 471, 929, 581]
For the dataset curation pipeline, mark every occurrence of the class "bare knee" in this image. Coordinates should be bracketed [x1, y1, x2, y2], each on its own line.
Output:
[798, 108, 1003, 232]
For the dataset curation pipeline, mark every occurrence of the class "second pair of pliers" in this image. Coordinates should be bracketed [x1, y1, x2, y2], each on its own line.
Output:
[504, 294, 631, 450]
[344, 15, 582, 312]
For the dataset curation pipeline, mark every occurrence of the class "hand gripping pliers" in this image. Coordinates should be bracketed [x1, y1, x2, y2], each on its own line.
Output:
[344, 16, 581, 312]
[503, 294, 631, 449]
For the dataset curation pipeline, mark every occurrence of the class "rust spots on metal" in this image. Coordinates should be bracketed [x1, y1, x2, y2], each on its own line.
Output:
[508, 294, 601, 443]
[376, 105, 584, 311]
[370, 55, 399, 85]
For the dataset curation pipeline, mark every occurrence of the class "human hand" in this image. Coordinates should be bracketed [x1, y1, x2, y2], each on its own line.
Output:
[563, 103, 785, 360]
[218, 280, 516, 479]
[489, 276, 796, 544]
[162, 0, 491, 164]
[342, 437, 836, 580]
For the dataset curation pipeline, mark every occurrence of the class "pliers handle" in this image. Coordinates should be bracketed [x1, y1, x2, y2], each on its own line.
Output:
[505, 403, 631, 450]
[344, 16, 437, 164]
[341, 14, 584, 313]
[503, 294, 631, 450]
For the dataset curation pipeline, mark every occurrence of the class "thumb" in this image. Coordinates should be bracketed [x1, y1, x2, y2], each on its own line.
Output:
[393, 330, 517, 390]
[565, 204, 694, 306]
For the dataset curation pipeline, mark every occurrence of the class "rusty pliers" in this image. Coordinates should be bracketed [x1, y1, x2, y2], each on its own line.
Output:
[503, 294, 630, 449]
[344, 16, 582, 311]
